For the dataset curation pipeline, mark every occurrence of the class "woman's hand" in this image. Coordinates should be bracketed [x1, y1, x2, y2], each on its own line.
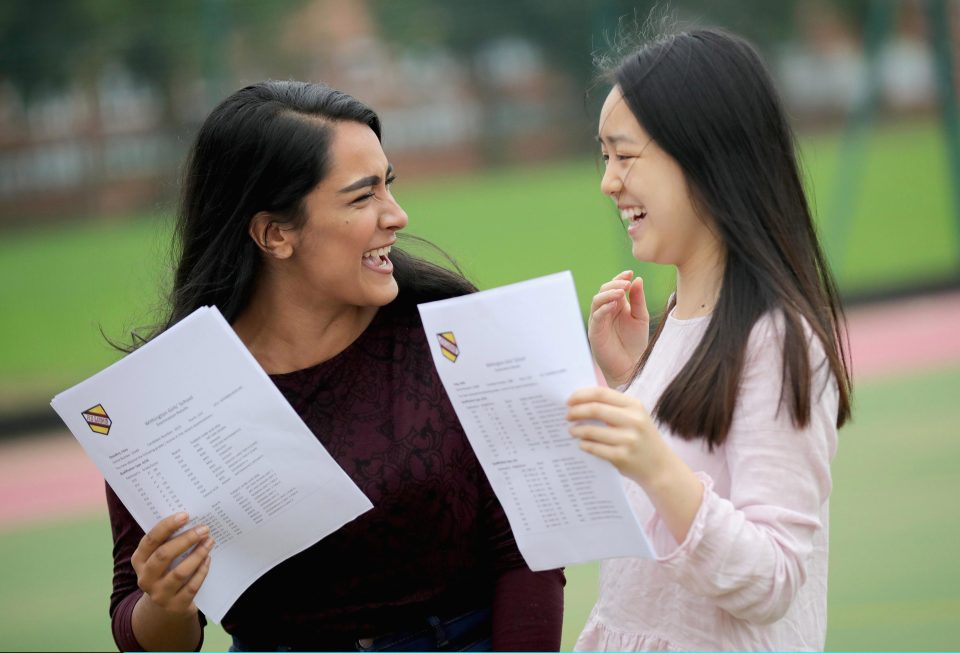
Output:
[567, 386, 704, 543]
[131, 512, 214, 617]
[566, 386, 669, 487]
[588, 271, 649, 388]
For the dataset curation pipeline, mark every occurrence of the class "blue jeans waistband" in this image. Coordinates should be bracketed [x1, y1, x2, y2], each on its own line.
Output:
[229, 606, 493, 652]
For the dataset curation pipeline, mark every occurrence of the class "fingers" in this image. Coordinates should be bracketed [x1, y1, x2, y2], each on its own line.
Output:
[628, 277, 649, 321]
[132, 512, 189, 570]
[567, 385, 644, 409]
[595, 274, 632, 298]
[165, 536, 214, 590]
[170, 555, 212, 612]
[567, 401, 649, 432]
[590, 288, 628, 315]
[136, 524, 211, 598]
[576, 438, 629, 467]
[139, 529, 215, 609]
[166, 538, 215, 612]
[591, 273, 645, 322]
[569, 422, 633, 446]
[144, 525, 210, 579]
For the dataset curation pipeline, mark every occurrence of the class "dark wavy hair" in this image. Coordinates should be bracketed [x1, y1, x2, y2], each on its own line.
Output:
[122, 80, 473, 350]
[608, 29, 852, 448]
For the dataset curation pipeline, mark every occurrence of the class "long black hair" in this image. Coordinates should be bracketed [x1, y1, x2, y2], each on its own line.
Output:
[608, 29, 852, 448]
[123, 80, 473, 350]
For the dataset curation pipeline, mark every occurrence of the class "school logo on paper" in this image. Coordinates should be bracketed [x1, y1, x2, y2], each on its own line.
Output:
[437, 331, 460, 363]
[82, 404, 112, 436]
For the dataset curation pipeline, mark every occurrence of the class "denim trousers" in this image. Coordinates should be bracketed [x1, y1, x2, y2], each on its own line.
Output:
[229, 606, 493, 652]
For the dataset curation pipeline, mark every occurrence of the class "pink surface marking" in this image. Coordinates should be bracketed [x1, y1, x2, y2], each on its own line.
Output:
[844, 291, 960, 380]
[0, 431, 104, 530]
[2, 291, 960, 531]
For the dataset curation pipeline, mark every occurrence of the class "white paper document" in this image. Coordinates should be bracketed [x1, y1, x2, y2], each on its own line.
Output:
[417, 271, 653, 571]
[51, 307, 372, 622]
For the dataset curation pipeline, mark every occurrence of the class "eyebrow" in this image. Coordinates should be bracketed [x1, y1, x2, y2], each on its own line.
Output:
[596, 133, 638, 146]
[338, 163, 395, 193]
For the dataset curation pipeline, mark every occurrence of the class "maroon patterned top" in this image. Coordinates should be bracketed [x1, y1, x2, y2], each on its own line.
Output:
[105, 301, 564, 651]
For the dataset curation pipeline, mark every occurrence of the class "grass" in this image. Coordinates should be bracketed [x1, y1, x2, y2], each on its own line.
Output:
[1, 366, 958, 651]
[825, 366, 960, 649]
[1, 119, 958, 412]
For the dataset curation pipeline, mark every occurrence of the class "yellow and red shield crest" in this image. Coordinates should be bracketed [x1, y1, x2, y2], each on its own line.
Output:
[82, 404, 112, 436]
[437, 331, 459, 363]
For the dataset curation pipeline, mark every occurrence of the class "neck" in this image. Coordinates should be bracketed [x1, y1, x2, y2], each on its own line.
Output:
[232, 277, 378, 374]
[674, 242, 725, 320]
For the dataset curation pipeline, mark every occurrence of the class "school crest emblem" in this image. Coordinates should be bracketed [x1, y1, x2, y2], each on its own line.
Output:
[82, 404, 112, 436]
[437, 332, 459, 363]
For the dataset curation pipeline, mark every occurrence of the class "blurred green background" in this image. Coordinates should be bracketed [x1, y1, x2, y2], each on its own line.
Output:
[2, 0, 959, 651]
[2, 121, 959, 408]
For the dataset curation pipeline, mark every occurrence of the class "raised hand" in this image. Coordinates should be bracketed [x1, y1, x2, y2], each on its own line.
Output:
[588, 270, 650, 388]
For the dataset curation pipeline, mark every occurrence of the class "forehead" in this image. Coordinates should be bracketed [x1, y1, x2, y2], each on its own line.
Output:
[598, 85, 648, 143]
[324, 121, 387, 181]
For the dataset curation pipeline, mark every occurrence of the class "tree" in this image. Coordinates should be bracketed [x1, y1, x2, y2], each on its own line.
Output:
[0, 0, 300, 103]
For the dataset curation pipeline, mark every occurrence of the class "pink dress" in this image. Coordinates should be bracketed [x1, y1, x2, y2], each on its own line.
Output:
[575, 310, 839, 652]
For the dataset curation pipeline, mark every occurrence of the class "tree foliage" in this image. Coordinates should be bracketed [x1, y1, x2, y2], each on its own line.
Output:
[370, 0, 806, 96]
[0, 0, 299, 100]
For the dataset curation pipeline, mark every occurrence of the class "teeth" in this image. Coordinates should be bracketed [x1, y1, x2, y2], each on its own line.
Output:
[363, 245, 392, 259]
[619, 207, 646, 221]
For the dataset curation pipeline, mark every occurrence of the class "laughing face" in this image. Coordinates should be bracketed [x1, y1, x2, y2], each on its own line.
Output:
[283, 120, 409, 309]
[598, 85, 719, 268]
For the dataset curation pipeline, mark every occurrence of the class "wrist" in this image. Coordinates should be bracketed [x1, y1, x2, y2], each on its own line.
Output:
[637, 451, 704, 544]
[132, 592, 201, 651]
[602, 372, 628, 389]
[597, 362, 632, 389]
[635, 443, 699, 501]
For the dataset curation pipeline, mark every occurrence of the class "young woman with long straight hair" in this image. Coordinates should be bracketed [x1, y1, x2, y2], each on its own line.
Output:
[105, 80, 564, 652]
[566, 28, 852, 651]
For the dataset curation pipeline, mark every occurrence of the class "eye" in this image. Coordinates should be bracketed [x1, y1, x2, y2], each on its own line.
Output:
[601, 152, 637, 165]
[350, 191, 375, 205]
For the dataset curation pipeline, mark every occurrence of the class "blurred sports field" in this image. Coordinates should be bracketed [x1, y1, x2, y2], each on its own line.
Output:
[1, 119, 957, 410]
[1, 118, 959, 650]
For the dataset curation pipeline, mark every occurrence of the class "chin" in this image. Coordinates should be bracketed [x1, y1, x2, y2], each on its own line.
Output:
[631, 243, 655, 263]
[368, 278, 400, 306]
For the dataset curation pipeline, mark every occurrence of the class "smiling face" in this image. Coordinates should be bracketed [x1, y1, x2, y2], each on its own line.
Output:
[598, 85, 720, 268]
[281, 120, 408, 309]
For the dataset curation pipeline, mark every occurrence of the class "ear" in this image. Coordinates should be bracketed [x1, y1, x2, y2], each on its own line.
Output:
[249, 211, 296, 259]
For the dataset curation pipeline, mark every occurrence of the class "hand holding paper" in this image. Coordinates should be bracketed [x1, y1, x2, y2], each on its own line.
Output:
[51, 307, 372, 623]
[417, 271, 653, 570]
[130, 511, 214, 618]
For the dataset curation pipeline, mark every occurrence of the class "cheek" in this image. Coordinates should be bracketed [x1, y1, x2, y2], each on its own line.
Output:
[661, 172, 699, 230]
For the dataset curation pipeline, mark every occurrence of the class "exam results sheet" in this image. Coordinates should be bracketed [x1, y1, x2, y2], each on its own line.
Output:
[418, 272, 652, 571]
[51, 307, 372, 622]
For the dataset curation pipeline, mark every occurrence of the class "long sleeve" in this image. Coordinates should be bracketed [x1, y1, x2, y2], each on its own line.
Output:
[481, 476, 565, 651]
[105, 483, 205, 652]
[492, 566, 565, 651]
[647, 315, 838, 625]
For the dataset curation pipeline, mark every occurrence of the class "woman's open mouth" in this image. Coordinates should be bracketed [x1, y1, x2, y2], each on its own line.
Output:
[620, 206, 647, 236]
[620, 206, 647, 223]
[361, 244, 394, 273]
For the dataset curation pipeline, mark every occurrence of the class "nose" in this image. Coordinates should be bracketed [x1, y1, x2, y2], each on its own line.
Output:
[381, 195, 409, 232]
[600, 163, 622, 199]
